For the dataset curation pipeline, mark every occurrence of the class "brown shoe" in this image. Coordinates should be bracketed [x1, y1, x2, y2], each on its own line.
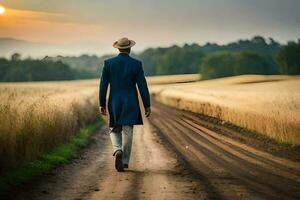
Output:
[115, 150, 124, 172]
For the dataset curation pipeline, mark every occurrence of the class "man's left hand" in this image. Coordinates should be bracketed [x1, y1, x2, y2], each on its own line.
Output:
[145, 107, 151, 118]
[99, 106, 107, 115]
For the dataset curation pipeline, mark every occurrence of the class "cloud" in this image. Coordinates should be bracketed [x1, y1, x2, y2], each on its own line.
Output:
[0, 8, 106, 43]
[2, 8, 84, 25]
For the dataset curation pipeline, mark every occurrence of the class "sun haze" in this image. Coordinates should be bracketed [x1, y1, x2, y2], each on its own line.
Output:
[0, 5, 5, 15]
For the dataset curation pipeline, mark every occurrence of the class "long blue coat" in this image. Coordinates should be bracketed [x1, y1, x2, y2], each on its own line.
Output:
[99, 53, 151, 127]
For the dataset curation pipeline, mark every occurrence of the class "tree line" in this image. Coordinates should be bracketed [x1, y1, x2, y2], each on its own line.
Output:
[0, 54, 76, 82]
[201, 51, 276, 79]
[200, 39, 300, 79]
[137, 36, 299, 79]
[0, 36, 299, 82]
[0, 53, 104, 82]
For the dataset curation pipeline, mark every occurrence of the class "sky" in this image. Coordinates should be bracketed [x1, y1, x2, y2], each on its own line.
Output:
[0, 0, 299, 56]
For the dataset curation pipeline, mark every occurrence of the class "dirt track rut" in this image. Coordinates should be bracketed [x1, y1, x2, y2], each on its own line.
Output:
[150, 101, 300, 200]
[9, 100, 300, 200]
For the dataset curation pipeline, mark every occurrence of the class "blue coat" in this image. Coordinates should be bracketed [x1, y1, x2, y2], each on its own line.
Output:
[99, 53, 151, 127]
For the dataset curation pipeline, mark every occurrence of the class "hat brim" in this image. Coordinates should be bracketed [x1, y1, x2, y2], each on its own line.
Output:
[113, 40, 136, 49]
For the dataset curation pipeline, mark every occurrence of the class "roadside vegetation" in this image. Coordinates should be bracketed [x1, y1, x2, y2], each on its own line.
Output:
[150, 75, 300, 145]
[0, 119, 102, 195]
[0, 80, 100, 172]
[0, 74, 197, 174]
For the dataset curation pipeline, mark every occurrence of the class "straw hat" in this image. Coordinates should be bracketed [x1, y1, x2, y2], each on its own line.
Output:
[113, 37, 136, 49]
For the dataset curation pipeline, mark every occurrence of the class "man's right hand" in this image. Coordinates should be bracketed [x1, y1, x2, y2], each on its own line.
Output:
[99, 106, 107, 115]
[145, 107, 151, 117]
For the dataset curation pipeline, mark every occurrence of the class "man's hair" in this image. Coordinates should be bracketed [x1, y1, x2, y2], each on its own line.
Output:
[118, 48, 131, 53]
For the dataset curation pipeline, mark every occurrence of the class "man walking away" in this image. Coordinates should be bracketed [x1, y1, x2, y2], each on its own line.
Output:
[99, 37, 151, 172]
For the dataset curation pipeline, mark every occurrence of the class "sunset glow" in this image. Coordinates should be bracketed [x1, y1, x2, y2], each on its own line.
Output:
[0, 0, 299, 56]
[0, 5, 5, 15]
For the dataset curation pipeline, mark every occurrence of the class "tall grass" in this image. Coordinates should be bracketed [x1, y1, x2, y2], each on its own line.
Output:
[0, 120, 102, 195]
[146, 74, 201, 85]
[0, 74, 200, 172]
[0, 80, 100, 172]
[150, 75, 300, 145]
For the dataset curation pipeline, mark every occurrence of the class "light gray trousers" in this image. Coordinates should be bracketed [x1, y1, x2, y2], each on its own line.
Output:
[110, 125, 133, 165]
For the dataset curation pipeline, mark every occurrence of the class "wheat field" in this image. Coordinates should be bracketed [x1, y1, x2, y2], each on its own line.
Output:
[0, 80, 101, 170]
[146, 74, 201, 85]
[0, 74, 199, 171]
[1, 73, 298, 171]
[150, 75, 300, 145]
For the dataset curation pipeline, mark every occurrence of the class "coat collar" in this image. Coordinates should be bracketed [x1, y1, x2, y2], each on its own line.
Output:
[118, 52, 130, 57]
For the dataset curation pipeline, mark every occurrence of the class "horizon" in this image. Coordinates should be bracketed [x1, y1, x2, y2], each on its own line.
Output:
[0, 35, 290, 59]
[0, 0, 299, 57]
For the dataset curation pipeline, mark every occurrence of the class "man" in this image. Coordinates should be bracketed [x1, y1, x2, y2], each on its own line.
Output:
[99, 37, 151, 172]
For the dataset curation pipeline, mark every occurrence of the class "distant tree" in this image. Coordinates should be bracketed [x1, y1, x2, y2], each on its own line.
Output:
[138, 47, 168, 75]
[268, 37, 280, 46]
[157, 44, 205, 75]
[0, 58, 75, 82]
[201, 52, 235, 79]
[276, 39, 300, 74]
[11, 53, 21, 61]
[0, 58, 10, 80]
[251, 36, 267, 44]
[234, 51, 274, 75]
[138, 44, 204, 75]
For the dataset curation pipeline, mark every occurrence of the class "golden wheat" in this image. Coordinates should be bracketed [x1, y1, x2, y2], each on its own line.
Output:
[0, 80, 100, 170]
[150, 75, 300, 144]
[0, 74, 199, 170]
[146, 74, 201, 85]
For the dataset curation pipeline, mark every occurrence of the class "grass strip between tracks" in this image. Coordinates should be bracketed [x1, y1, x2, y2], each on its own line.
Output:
[0, 118, 103, 195]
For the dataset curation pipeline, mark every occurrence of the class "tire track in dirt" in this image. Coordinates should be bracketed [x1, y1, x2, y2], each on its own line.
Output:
[8, 100, 300, 200]
[87, 117, 207, 200]
[150, 101, 300, 200]
[181, 112, 300, 171]
[9, 108, 207, 200]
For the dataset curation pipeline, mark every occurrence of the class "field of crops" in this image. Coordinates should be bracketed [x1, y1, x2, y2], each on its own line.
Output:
[150, 75, 300, 145]
[0, 74, 199, 171]
[146, 74, 200, 85]
[0, 80, 101, 171]
[2, 73, 298, 172]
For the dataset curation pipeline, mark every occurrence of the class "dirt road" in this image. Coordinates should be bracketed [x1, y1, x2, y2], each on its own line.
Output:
[10, 101, 300, 200]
